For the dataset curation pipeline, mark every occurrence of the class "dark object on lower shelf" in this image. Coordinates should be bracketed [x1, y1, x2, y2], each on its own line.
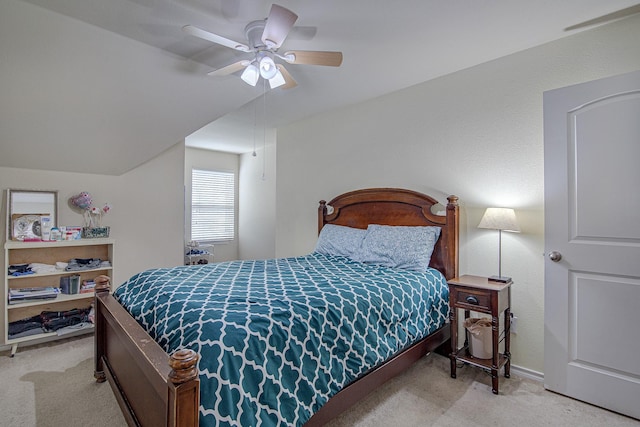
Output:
[8, 315, 44, 338]
[40, 307, 91, 331]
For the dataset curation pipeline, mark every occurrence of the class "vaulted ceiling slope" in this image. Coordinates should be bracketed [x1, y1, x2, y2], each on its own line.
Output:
[1, 0, 638, 175]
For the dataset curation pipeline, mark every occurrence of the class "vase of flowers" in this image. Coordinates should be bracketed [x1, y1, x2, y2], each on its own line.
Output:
[69, 192, 112, 238]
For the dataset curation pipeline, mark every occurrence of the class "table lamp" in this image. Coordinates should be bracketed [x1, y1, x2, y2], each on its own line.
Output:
[478, 207, 520, 283]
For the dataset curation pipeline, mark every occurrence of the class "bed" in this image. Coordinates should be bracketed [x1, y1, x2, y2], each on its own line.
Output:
[93, 188, 459, 426]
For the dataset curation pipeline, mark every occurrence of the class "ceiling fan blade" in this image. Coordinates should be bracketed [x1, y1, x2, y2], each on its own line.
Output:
[182, 25, 251, 52]
[276, 65, 298, 89]
[261, 4, 298, 49]
[564, 4, 640, 31]
[207, 60, 251, 77]
[282, 50, 343, 67]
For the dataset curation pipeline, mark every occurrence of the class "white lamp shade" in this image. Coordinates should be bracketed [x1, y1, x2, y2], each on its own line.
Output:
[259, 56, 278, 80]
[268, 69, 286, 89]
[241, 63, 259, 86]
[478, 207, 520, 232]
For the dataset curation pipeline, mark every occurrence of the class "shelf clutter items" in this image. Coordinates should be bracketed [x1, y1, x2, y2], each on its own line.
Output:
[8, 286, 59, 304]
[8, 259, 111, 278]
[10, 191, 112, 243]
[7, 259, 110, 304]
[8, 306, 94, 340]
[4, 239, 114, 356]
[7, 255, 109, 337]
[185, 241, 214, 265]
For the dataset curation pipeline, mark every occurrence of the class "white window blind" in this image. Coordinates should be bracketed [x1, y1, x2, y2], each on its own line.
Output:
[191, 169, 235, 242]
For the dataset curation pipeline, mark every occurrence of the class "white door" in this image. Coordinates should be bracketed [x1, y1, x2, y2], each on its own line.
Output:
[544, 70, 640, 419]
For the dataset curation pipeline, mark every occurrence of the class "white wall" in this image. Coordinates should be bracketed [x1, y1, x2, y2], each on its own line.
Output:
[184, 148, 239, 262]
[117, 142, 185, 280]
[238, 129, 277, 260]
[275, 14, 640, 374]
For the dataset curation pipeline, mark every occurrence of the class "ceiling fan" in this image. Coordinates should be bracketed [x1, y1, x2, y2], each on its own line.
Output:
[183, 4, 343, 90]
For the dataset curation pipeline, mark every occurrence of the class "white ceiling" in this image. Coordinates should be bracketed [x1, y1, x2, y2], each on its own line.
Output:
[2, 0, 639, 174]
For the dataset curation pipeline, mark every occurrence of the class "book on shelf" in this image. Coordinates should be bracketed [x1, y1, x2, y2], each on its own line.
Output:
[60, 275, 81, 294]
[79, 279, 96, 294]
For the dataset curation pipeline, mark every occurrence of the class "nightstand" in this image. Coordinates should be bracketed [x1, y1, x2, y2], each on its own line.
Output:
[448, 275, 511, 394]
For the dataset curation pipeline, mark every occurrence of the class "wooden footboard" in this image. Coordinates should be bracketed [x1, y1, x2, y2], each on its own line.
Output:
[94, 188, 458, 426]
[94, 277, 449, 427]
[94, 278, 199, 427]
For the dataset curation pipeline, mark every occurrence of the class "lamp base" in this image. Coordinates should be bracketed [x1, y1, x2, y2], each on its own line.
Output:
[488, 275, 512, 283]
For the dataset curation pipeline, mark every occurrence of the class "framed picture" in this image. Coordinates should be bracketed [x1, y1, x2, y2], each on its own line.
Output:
[7, 189, 58, 241]
[12, 213, 48, 241]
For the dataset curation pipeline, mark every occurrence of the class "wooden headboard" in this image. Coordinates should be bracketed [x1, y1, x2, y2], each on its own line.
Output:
[318, 188, 459, 280]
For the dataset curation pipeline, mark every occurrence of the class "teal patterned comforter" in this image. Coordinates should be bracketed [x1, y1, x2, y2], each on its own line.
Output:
[114, 253, 449, 426]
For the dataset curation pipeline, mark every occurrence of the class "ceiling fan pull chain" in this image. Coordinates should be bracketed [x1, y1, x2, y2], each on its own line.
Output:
[252, 95, 257, 157]
[262, 79, 267, 181]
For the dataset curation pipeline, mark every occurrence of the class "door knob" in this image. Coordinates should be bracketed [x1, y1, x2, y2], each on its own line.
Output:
[548, 251, 562, 262]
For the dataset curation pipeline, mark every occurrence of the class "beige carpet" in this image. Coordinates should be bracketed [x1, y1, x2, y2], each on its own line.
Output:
[326, 356, 639, 427]
[0, 335, 126, 427]
[1, 335, 638, 426]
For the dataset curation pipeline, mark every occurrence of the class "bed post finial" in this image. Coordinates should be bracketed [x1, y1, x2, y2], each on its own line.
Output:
[169, 349, 199, 384]
[94, 275, 111, 294]
[168, 349, 200, 426]
[445, 195, 460, 279]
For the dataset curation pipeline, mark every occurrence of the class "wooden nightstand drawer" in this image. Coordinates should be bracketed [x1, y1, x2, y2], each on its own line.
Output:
[455, 290, 490, 311]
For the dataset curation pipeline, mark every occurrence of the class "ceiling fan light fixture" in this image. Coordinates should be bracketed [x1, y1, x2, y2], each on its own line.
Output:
[185, 5, 342, 90]
[258, 55, 278, 80]
[268, 69, 286, 89]
[241, 63, 259, 86]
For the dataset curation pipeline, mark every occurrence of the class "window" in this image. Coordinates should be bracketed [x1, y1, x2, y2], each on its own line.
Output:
[191, 169, 235, 242]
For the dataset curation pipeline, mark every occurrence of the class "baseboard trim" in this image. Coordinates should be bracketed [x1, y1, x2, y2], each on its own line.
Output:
[511, 364, 544, 382]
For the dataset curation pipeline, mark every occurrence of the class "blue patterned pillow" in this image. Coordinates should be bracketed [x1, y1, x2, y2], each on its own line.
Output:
[355, 225, 441, 271]
[314, 224, 366, 259]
